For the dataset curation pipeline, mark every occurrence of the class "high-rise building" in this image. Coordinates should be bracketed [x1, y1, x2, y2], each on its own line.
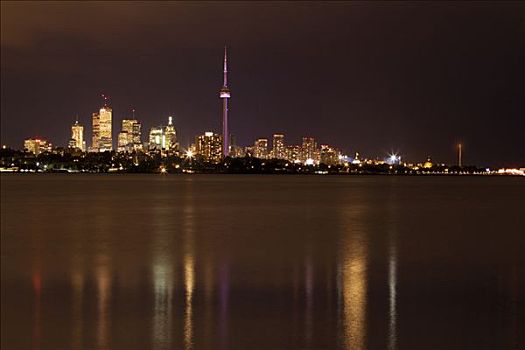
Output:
[287, 145, 302, 163]
[164, 116, 178, 152]
[195, 132, 222, 163]
[254, 138, 269, 159]
[91, 102, 113, 152]
[320, 145, 340, 166]
[149, 126, 165, 151]
[118, 119, 141, 152]
[301, 137, 317, 164]
[70, 119, 85, 151]
[219, 46, 231, 157]
[91, 112, 100, 152]
[24, 138, 52, 155]
[147, 117, 178, 153]
[98, 106, 112, 152]
[272, 134, 286, 159]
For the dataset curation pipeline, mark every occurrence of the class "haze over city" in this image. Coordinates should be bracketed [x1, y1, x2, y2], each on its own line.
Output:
[2, 1, 524, 167]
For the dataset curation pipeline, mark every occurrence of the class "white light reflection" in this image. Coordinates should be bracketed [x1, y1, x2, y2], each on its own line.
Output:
[388, 241, 397, 350]
[152, 261, 173, 350]
[184, 254, 195, 350]
[151, 203, 175, 350]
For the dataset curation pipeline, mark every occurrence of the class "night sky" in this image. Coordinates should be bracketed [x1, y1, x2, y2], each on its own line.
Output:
[1, 1, 524, 167]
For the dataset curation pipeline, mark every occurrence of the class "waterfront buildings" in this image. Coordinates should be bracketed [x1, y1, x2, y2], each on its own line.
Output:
[254, 138, 269, 159]
[164, 116, 178, 151]
[24, 138, 52, 155]
[195, 132, 222, 163]
[148, 117, 178, 153]
[320, 145, 340, 166]
[118, 119, 142, 152]
[69, 120, 85, 151]
[149, 126, 165, 151]
[91, 104, 113, 152]
[287, 145, 302, 163]
[272, 134, 286, 159]
[220, 46, 230, 157]
[301, 137, 317, 164]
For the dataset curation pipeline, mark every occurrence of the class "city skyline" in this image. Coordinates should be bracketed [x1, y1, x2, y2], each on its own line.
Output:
[1, 2, 524, 167]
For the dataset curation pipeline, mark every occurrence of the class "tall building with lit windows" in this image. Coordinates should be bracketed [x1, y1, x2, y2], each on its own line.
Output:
[91, 104, 112, 152]
[301, 137, 317, 163]
[272, 134, 285, 159]
[195, 132, 222, 163]
[98, 106, 113, 151]
[320, 145, 340, 165]
[24, 138, 52, 155]
[91, 112, 100, 152]
[254, 138, 269, 159]
[118, 119, 141, 152]
[147, 117, 178, 153]
[164, 116, 178, 152]
[70, 120, 85, 151]
[149, 126, 165, 151]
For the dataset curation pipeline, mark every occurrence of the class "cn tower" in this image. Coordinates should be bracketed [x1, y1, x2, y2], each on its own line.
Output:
[219, 46, 231, 157]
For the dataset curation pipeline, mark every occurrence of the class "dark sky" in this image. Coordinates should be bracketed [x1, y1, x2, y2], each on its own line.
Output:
[1, 1, 524, 166]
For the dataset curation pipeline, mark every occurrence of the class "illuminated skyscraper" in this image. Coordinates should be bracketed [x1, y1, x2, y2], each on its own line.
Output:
[91, 112, 100, 151]
[287, 145, 302, 163]
[254, 138, 269, 159]
[70, 119, 85, 151]
[91, 98, 113, 152]
[98, 106, 112, 152]
[219, 46, 231, 157]
[149, 126, 165, 151]
[320, 145, 340, 165]
[272, 134, 286, 159]
[118, 119, 141, 152]
[301, 137, 317, 164]
[195, 132, 222, 163]
[164, 116, 178, 152]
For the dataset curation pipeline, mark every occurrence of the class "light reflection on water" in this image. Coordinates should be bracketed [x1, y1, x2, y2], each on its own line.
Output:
[95, 255, 111, 350]
[339, 204, 368, 350]
[1, 175, 523, 350]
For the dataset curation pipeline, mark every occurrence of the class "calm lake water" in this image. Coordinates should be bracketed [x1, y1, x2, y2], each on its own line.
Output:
[1, 174, 524, 350]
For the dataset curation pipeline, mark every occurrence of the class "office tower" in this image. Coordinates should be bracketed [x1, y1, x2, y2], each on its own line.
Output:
[91, 112, 100, 151]
[272, 134, 285, 159]
[219, 46, 231, 157]
[320, 145, 340, 166]
[98, 106, 112, 152]
[195, 132, 222, 163]
[118, 119, 142, 152]
[301, 137, 317, 164]
[149, 126, 165, 151]
[70, 119, 85, 151]
[164, 116, 178, 152]
[24, 138, 52, 155]
[254, 138, 269, 159]
[91, 99, 113, 152]
[287, 145, 302, 163]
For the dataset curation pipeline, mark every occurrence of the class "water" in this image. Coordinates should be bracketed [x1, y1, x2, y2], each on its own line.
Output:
[1, 174, 524, 350]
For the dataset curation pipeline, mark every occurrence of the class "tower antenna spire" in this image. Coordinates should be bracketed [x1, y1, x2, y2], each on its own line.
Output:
[219, 45, 231, 157]
[223, 45, 228, 87]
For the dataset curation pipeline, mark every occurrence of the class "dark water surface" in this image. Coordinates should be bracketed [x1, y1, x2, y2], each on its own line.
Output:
[1, 174, 524, 350]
